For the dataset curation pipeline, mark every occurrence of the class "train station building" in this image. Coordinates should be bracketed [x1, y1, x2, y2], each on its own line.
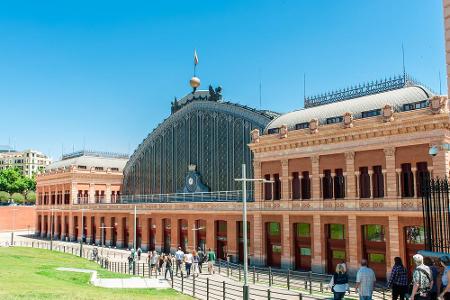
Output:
[35, 76, 450, 279]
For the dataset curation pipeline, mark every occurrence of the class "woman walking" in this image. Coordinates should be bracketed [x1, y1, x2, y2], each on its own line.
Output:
[387, 257, 409, 300]
[329, 263, 349, 300]
[192, 250, 200, 277]
[439, 256, 450, 300]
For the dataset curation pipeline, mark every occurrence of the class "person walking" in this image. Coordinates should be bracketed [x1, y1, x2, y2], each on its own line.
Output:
[207, 248, 216, 275]
[192, 250, 200, 277]
[137, 247, 142, 261]
[424, 257, 438, 300]
[329, 263, 349, 300]
[164, 254, 173, 280]
[355, 259, 377, 300]
[175, 247, 184, 276]
[158, 253, 165, 275]
[184, 250, 193, 278]
[387, 257, 409, 300]
[410, 254, 432, 300]
[147, 251, 153, 275]
[127, 254, 134, 273]
[439, 255, 450, 300]
[197, 247, 205, 274]
[150, 250, 159, 276]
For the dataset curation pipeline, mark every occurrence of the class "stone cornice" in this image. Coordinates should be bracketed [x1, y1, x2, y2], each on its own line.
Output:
[250, 110, 449, 156]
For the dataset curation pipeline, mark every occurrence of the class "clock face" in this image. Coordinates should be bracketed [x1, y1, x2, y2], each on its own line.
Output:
[186, 174, 197, 192]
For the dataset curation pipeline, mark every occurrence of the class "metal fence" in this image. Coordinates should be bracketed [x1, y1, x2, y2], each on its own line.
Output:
[422, 178, 450, 253]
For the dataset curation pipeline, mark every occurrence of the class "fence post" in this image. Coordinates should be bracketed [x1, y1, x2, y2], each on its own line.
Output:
[239, 265, 242, 282]
[287, 269, 290, 290]
[223, 281, 226, 300]
[253, 266, 256, 284]
[193, 273, 195, 297]
[218, 260, 221, 274]
[309, 271, 312, 295]
[267, 289, 271, 300]
[320, 282, 323, 292]
[181, 274, 184, 292]
[207, 278, 209, 300]
[269, 267, 272, 286]
[383, 289, 386, 300]
[299, 293, 303, 300]
[227, 260, 229, 277]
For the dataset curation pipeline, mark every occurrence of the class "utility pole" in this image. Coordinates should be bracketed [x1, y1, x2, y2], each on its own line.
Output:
[235, 164, 273, 300]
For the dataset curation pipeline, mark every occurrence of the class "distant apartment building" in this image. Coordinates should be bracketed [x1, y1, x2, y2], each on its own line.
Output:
[0, 147, 51, 177]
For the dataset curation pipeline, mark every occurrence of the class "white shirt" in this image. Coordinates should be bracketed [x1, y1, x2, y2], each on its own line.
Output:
[184, 253, 193, 264]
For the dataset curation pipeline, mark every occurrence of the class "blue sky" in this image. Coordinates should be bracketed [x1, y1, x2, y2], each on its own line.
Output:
[0, 0, 445, 160]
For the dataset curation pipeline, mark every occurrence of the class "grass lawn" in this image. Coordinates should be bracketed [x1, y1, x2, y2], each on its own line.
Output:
[0, 246, 191, 300]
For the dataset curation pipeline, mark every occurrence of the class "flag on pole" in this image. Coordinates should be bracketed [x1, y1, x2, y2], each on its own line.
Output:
[194, 49, 199, 65]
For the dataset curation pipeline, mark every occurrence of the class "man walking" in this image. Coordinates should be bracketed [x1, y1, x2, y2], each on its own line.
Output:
[355, 259, 376, 300]
[410, 254, 433, 300]
[197, 247, 205, 274]
[175, 247, 184, 276]
[207, 248, 216, 275]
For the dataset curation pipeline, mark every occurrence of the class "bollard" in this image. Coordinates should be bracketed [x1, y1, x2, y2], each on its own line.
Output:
[267, 289, 271, 300]
[207, 277, 209, 300]
[320, 282, 323, 292]
[222, 281, 226, 300]
[181, 274, 184, 292]
[309, 271, 312, 294]
[269, 267, 272, 286]
[383, 289, 386, 300]
[227, 261, 229, 277]
[253, 266, 256, 284]
[193, 273, 195, 297]
[287, 269, 290, 290]
[239, 265, 242, 282]
[219, 261, 221, 274]
[299, 293, 303, 300]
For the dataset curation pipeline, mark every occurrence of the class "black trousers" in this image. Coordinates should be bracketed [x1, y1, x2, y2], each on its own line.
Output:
[392, 284, 407, 300]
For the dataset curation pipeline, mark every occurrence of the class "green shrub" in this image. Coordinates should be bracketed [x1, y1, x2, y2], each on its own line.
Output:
[11, 192, 25, 204]
[0, 191, 10, 203]
[25, 191, 36, 204]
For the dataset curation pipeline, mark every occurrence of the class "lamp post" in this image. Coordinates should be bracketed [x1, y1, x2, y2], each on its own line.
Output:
[79, 208, 89, 257]
[49, 207, 60, 251]
[192, 225, 206, 251]
[235, 163, 273, 300]
[10, 208, 18, 246]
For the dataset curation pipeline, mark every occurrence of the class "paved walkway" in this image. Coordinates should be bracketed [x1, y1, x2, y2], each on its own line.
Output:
[56, 267, 170, 289]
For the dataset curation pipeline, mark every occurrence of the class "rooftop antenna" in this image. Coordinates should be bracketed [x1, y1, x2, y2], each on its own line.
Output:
[439, 71, 442, 95]
[259, 68, 262, 109]
[402, 43, 406, 81]
[303, 73, 306, 103]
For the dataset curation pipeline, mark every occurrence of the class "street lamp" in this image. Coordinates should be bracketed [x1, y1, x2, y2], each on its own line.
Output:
[192, 225, 206, 251]
[10, 208, 18, 246]
[49, 207, 61, 251]
[79, 208, 89, 257]
[235, 163, 273, 300]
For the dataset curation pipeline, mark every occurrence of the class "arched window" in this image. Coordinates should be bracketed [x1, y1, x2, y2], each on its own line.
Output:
[416, 162, 430, 197]
[334, 169, 345, 199]
[359, 167, 370, 198]
[301, 171, 311, 199]
[372, 166, 384, 198]
[273, 174, 281, 200]
[323, 170, 333, 199]
[401, 163, 414, 197]
[292, 172, 301, 200]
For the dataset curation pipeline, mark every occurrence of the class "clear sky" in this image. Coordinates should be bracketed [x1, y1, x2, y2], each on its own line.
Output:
[0, 0, 445, 160]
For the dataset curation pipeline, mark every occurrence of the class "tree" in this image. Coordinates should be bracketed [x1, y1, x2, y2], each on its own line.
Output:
[26, 191, 36, 205]
[11, 192, 25, 204]
[0, 191, 10, 204]
[0, 167, 36, 194]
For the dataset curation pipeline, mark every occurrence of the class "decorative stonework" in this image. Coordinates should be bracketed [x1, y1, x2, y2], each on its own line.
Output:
[311, 155, 319, 164]
[382, 104, 394, 122]
[429, 96, 448, 114]
[250, 128, 260, 143]
[344, 151, 355, 160]
[279, 124, 288, 139]
[342, 112, 353, 128]
[309, 119, 319, 134]
[383, 147, 395, 157]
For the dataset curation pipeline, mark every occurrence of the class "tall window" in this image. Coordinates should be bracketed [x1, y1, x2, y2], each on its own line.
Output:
[359, 167, 370, 198]
[264, 174, 272, 200]
[401, 163, 414, 197]
[416, 162, 430, 197]
[301, 171, 311, 199]
[292, 172, 301, 200]
[273, 174, 281, 200]
[334, 169, 345, 199]
[323, 170, 333, 199]
[372, 166, 384, 198]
